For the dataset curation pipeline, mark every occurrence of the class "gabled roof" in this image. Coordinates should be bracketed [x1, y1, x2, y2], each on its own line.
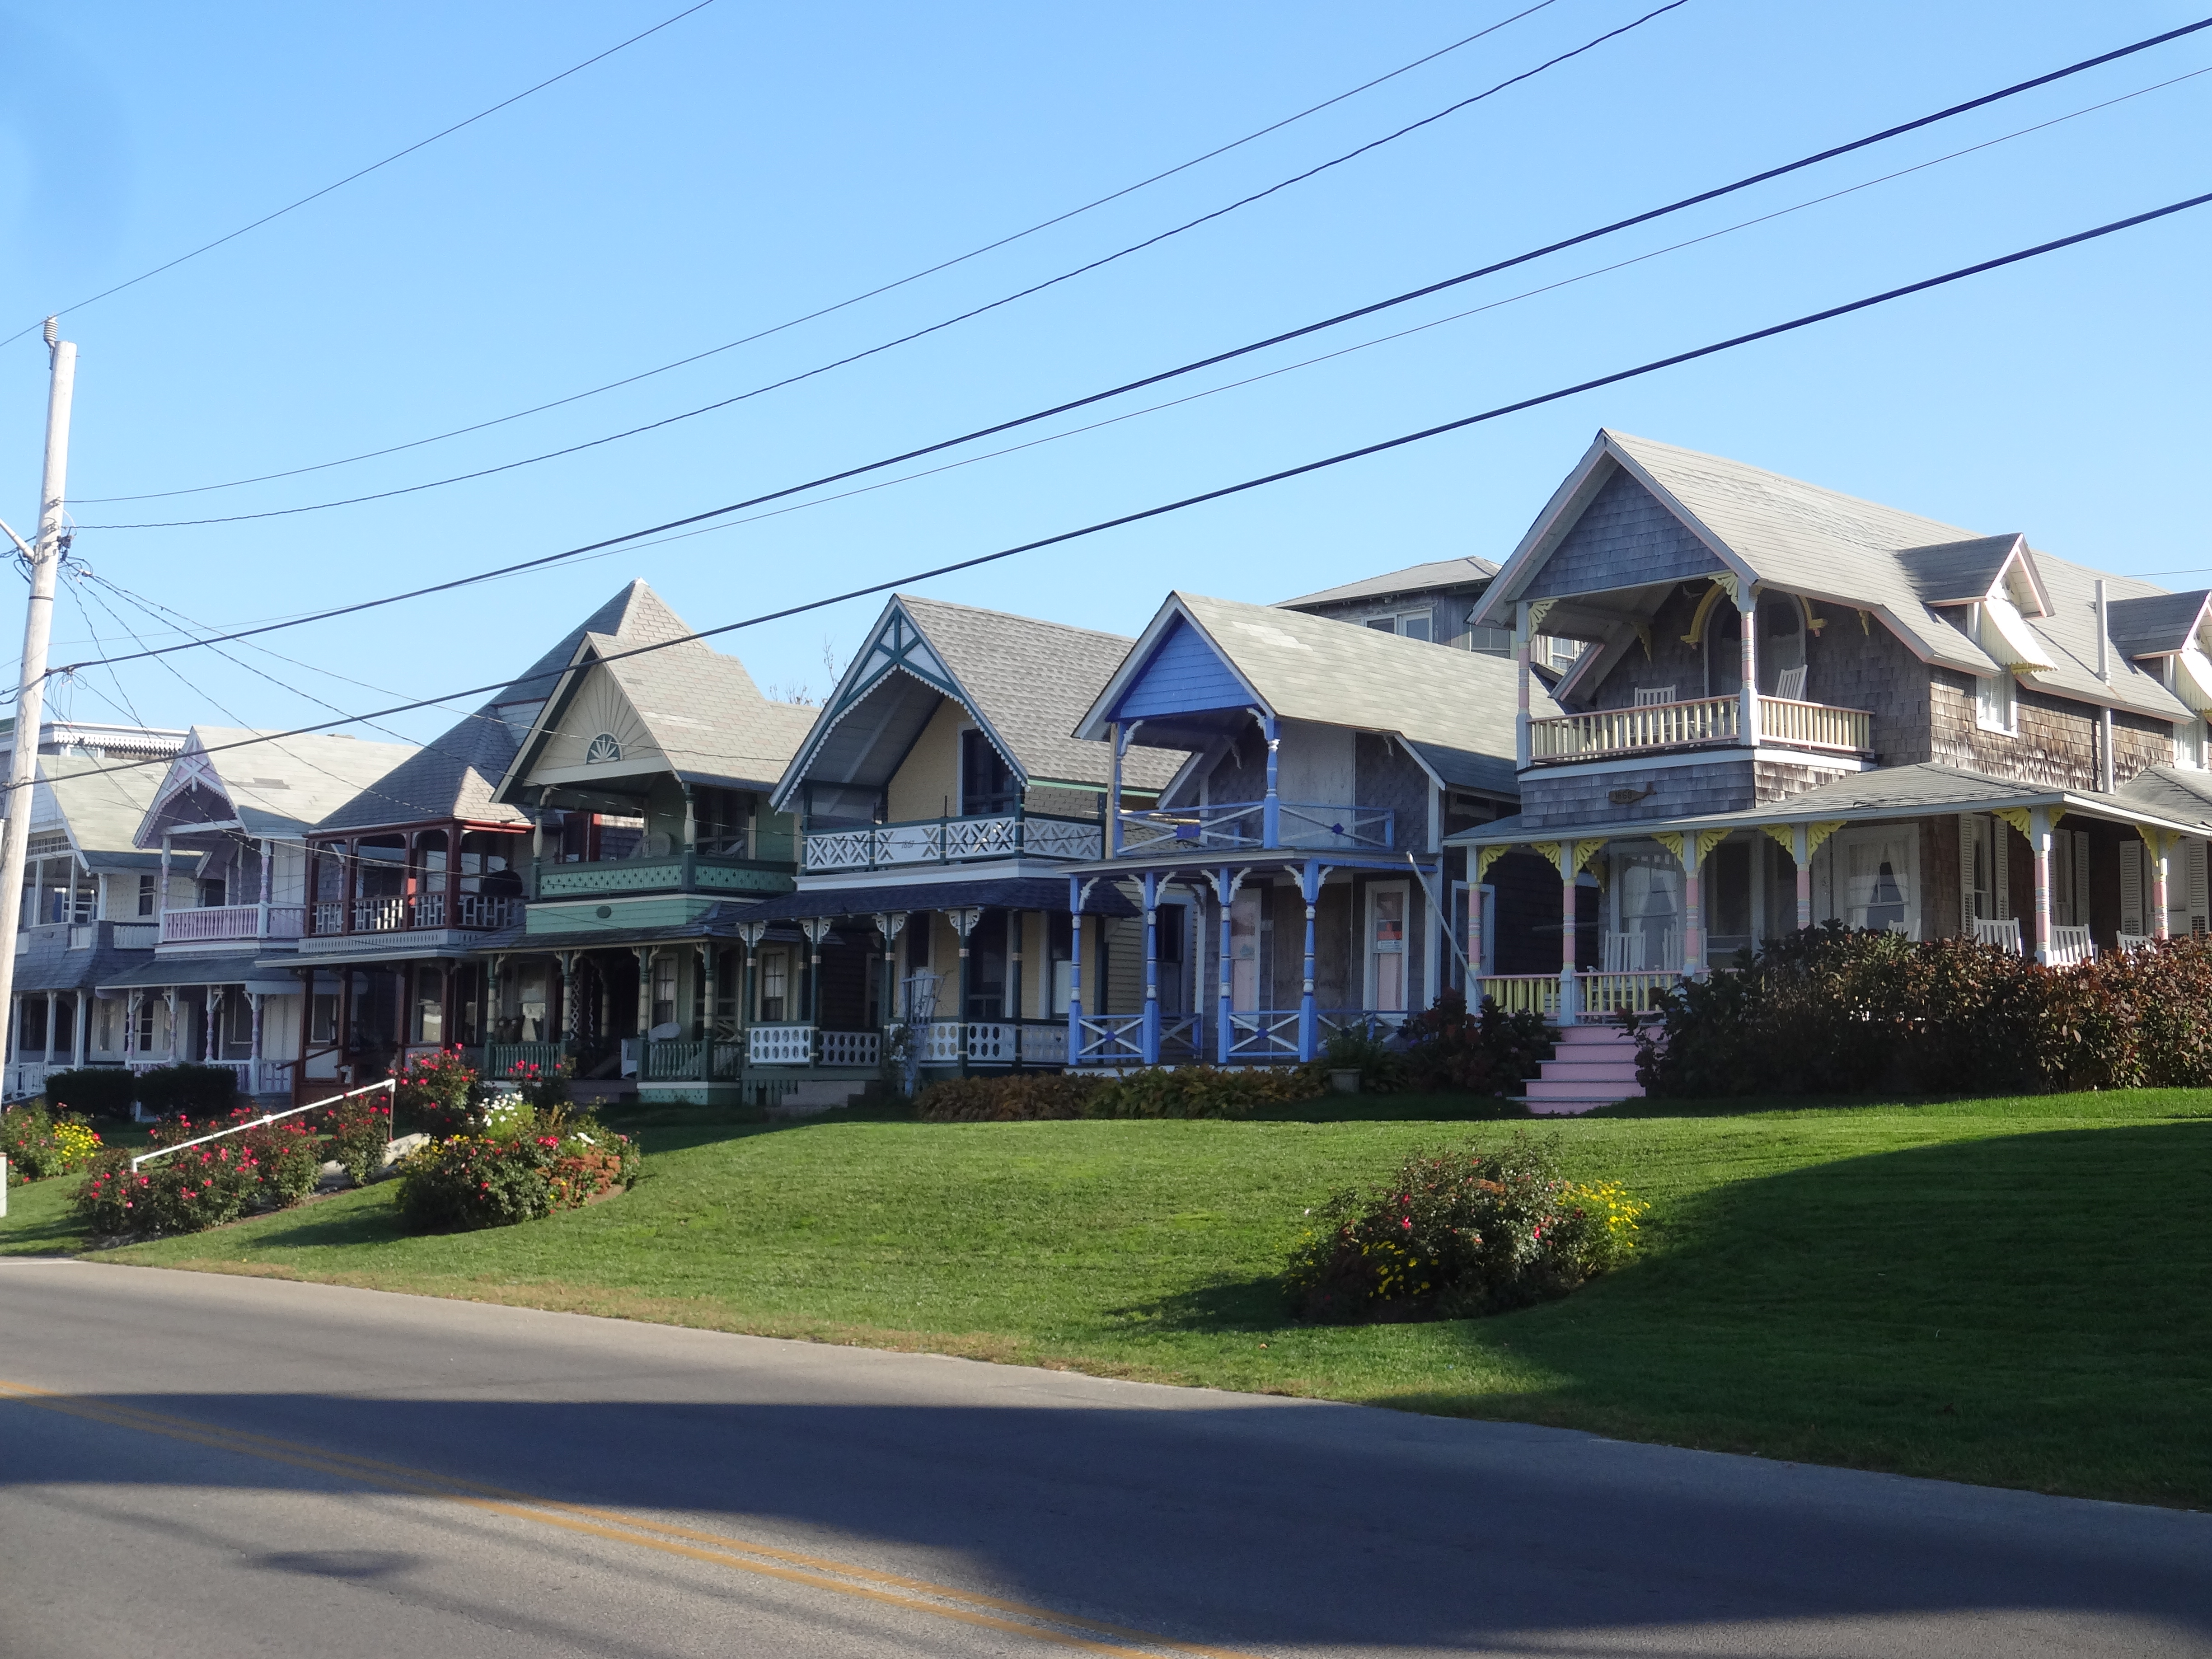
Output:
[37, 752, 168, 867]
[497, 586, 816, 801]
[1076, 593, 1558, 799]
[2107, 590, 2212, 662]
[317, 581, 679, 834]
[1480, 430, 2192, 723]
[1275, 556, 1499, 610]
[770, 594, 1186, 808]
[136, 727, 421, 847]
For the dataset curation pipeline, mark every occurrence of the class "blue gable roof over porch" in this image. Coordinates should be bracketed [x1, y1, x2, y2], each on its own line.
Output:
[1111, 617, 1254, 721]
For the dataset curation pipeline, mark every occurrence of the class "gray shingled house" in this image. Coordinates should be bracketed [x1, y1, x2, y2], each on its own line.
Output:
[1451, 429, 2212, 1040]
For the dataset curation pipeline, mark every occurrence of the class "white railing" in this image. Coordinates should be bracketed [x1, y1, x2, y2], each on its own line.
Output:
[1020, 1023, 1069, 1064]
[458, 894, 522, 930]
[131, 1076, 391, 1172]
[1529, 695, 1739, 761]
[111, 922, 158, 949]
[964, 1022, 1017, 1064]
[1758, 696, 1871, 754]
[749, 1024, 815, 1065]
[920, 1021, 965, 1065]
[415, 893, 447, 928]
[158, 904, 306, 943]
[642, 1040, 705, 1080]
[802, 812, 1102, 873]
[5, 1061, 49, 1097]
[68, 924, 94, 949]
[819, 1030, 882, 1067]
[353, 896, 409, 933]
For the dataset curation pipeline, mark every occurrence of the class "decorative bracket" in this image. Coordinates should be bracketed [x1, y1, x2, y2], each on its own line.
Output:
[1475, 844, 1513, 881]
[1805, 819, 1846, 858]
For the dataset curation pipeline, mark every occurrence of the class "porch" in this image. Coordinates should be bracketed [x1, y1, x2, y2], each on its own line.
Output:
[801, 810, 1103, 873]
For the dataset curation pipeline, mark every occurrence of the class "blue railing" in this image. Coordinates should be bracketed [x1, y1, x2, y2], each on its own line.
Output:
[1116, 800, 1393, 854]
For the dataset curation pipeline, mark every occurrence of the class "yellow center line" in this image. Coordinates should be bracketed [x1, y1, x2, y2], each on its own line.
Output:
[0, 1378, 1263, 1659]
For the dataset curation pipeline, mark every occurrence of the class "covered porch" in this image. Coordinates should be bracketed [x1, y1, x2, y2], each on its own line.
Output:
[1449, 763, 2212, 1022]
[94, 954, 304, 1103]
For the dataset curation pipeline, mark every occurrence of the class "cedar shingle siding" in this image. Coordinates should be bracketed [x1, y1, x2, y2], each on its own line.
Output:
[1523, 469, 1725, 600]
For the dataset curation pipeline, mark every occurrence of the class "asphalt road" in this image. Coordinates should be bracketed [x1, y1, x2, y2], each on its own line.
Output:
[0, 1261, 2205, 1658]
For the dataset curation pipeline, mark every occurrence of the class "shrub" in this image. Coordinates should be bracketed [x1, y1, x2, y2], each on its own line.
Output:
[916, 1072, 1105, 1122]
[1399, 991, 1553, 1096]
[74, 1114, 319, 1237]
[315, 1095, 393, 1187]
[132, 1063, 239, 1120]
[395, 1119, 637, 1233]
[2, 1101, 104, 1183]
[506, 1057, 574, 1115]
[43, 1067, 136, 1120]
[1087, 1063, 1319, 1119]
[393, 1046, 482, 1138]
[1284, 1134, 1644, 1323]
[1634, 927, 2212, 1098]
[1313, 1025, 1405, 1092]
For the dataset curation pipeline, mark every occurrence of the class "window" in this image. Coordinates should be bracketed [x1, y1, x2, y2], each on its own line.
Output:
[652, 953, 678, 1029]
[2179, 718, 2206, 769]
[1366, 609, 1435, 643]
[1611, 847, 1683, 971]
[138, 874, 156, 916]
[759, 948, 790, 1022]
[1959, 813, 2010, 924]
[2053, 830, 2091, 928]
[586, 733, 622, 764]
[411, 965, 445, 1045]
[960, 730, 1018, 817]
[311, 993, 338, 1044]
[198, 877, 226, 909]
[1975, 668, 2017, 734]
[1840, 828, 1916, 935]
[1048, 911, 1074, 1015]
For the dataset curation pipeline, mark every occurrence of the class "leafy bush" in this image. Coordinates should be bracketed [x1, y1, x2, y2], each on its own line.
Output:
[2, 1101, 104, 1183]
[1398, 991, 1553, 1096]
[1313, 1025, 1405, 1092]
[1634, 926, 2212, 1098]
[395, 1112, 637, 1233]
[506, 1057, 574, 1114]
[132, 1063, 239, 1120]
[43, 1067, 136, 1120]
[393, 1046, 482, 1138]
[74, 1115, 319, 1237]
[1284, 1134, 1643, 1322]
[915, 1072, 1105, 1122]
[315, 1095, 393, 1187]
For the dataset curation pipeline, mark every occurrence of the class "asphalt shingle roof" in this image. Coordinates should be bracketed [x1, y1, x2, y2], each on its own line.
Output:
[1275, 556, 1499, 610]
[142, 728, 421, 844]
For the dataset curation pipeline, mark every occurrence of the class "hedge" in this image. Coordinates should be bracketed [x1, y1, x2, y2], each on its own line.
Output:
[1635, 923, 2212, 1097]
[43, 1067, 137, 1120]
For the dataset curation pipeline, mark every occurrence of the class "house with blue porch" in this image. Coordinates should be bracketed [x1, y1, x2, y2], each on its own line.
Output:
[725, 594, 1186, 1104]
[1064, 592, 1544, 1067]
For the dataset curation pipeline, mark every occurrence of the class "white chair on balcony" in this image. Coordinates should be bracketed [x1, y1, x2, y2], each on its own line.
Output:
[2116, 932, 2155, 954]
[1633, 686, 1676, 706]
[2049, 924, 2095, 966]
[1772, 665, 1808, 700]
[1972, 917, 2023, 954]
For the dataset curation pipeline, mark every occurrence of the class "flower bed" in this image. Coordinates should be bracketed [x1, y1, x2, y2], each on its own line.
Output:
[74, 1110, 320, 1237]
[395, 1105, 639, 1233]
[1636, 925, 2212, 1097]
[2, 1101, 104, 1184]
[1284, 1134, 1643, 1322]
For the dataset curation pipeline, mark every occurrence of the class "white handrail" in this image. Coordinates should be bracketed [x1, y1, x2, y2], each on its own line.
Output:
[131, 1077, 395, 1171]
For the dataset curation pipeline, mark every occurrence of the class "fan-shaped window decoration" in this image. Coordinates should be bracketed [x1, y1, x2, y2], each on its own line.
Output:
[586, 733, 623, 765]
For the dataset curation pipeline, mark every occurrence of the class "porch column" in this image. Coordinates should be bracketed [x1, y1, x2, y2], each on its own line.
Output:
[257, 838, 272, 941]
[701, 942, 719, 1075]
[1260, 714, 1280, 849]
[634, 948, 654, 1054]
[1139, 872, 1162, 1065]
[440, 961, 457, 1051]
[125, 989, 138, 1064]
[874, 912, 908, 1037]
[801, 919, 835, 1027]
[1065, 879, 1087, 1065]
[558, 951, 577, 1050]
[1738, 584, 1759, 746]
[159, 834, 172, 938]
[72, 989, 86, 1069]
[248, 992, 263, 1093]
[1108, 722, 1125, 855]
[1007, 912, 1024, 1034]
[445, 821, 461, 928]
[1298, 861, 1322, 1063]
[2030, 807, 2055, 965]
[1553, 844, 1580, 1026]
[1514, 604, 1532, 771]
[946, 909, 981, 1076]
[680, 783, 698, 889]
[2148, 830, 2173, 941]
[42, 990, 55, 1071]
[293, 969, 311, 1107]
[1793, 823, 1813, 930]
[1465, 848, 1485, 989]
[1680, 839, 1706, 979]
[1214, 868, 1237, 1066]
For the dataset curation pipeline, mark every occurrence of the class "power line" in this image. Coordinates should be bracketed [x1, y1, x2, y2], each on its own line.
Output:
[53, 25, 2212, 679]
[74, 0, 1565, 508]
[54, 182, 2212, 784]
[76, 0, 1695, 531]
[0, 2, 722, 352]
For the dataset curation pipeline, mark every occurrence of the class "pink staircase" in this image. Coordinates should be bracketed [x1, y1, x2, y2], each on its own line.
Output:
[1519, 1023, 1644, 1114]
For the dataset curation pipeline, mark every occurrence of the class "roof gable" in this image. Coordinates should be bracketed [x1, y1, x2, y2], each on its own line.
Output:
[2108, 590, 2212, 661]
[1112, 615, 1254, 721]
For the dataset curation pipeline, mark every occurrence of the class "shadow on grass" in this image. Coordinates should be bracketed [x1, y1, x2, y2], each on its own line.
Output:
[1364, 1117, 2212, 1505]
[1111, 1275, 1293, 1336]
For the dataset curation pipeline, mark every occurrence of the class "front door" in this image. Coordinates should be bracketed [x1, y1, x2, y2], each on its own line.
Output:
[1364, 883, 1407, 1012]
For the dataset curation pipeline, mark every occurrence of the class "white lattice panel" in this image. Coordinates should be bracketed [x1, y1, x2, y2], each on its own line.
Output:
[749, 1024, 815, 1064]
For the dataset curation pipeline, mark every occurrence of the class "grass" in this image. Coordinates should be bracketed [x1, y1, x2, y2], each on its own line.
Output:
[5, 1090, 2209, 1508]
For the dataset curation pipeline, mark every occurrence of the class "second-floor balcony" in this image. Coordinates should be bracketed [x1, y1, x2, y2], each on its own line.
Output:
[309, 893, 525, 936]
[534, 845, 795, 899]
[1117, 799, 1394, 854]
[1527, 693, 1871, 766]
[159, 904, 306, 945]
[801, 811, 1102, 874]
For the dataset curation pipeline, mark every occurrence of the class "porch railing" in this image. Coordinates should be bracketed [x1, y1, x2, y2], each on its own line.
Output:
[1526, 694, 1872, 764]
[159, 904, 306, 944]
[1116, 801, 1394, 854]
[748, 1023, 816, 1065]
[1472, 972, 1682, 1018]
[802, 811, 1102, 874]
[485, 1040, 566, 1078]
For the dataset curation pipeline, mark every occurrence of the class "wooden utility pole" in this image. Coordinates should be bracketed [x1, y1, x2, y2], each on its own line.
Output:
[0, 319, 77, 1082]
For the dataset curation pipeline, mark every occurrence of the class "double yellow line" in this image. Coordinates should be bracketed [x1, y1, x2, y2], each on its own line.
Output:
[0, 1378, 1261, 1659]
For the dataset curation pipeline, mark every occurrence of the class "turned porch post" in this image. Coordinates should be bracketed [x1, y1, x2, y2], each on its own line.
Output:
[1298, 860, 1322, 1063]
[1738, 584, 1759, 746]
[1554, 843, 1580, 1026]
[1259, 713, 1280, 849]
[1514, 605, 1532, 771]
[2029, 807, 2055, 965]
[2149, 831, 2173, 941]
[257, 837, 272, 941]
[1214, 868, 1236, 1065]
[1793, 823, 1813, 931]
[1065, 879, 1086, 1065]
[698, 942, 716, 1082]
[1680, 839, 1707, 979]
[1139, 872, 1162, 1065]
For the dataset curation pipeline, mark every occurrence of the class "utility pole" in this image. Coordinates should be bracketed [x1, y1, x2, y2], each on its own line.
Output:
[0, 319, 77, 1088]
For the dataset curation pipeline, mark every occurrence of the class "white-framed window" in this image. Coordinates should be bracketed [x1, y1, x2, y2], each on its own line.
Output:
[1959, 813, 2011, 924]
[1364, 608, 1435, 643]
[1836, 825, 1919, 936]
[1363, 882, 1409, 1012]
[758, 947, 792, 1022]
[1608, 844, 1684, 971]
[1975, 670, 2017, 734]
[2177, 717, 2206, 769]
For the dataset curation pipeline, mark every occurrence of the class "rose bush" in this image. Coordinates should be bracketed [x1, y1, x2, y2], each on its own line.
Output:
[74, 1113, 319, 1237]
[395, 1107, 638, 1233]
[394, 1046, 482, 1138]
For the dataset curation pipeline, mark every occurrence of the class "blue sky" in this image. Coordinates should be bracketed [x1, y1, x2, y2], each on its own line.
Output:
[0, 0, 2206, 743]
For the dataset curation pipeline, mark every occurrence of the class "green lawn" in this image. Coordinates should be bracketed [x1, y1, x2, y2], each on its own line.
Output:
[6, 1091, 2209, 1508]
